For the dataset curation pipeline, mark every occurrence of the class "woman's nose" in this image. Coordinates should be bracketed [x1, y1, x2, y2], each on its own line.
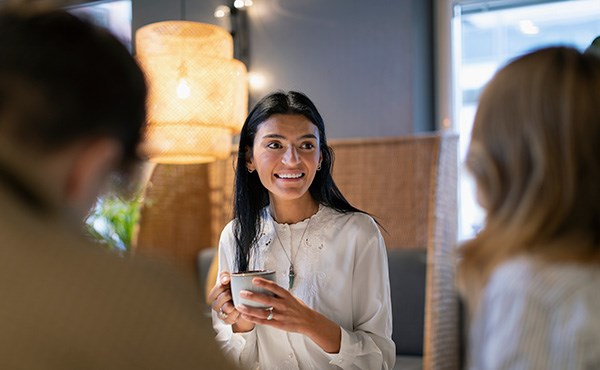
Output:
[282, 146, 300, 165]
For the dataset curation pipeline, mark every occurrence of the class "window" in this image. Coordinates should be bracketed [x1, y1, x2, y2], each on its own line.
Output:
[68, 0, 132, 51]
[452, 0, 600, 240]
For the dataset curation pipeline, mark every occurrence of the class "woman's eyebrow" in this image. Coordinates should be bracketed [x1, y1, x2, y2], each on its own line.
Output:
[298, 134, 318, 140]
[261, 133, 286, 139]
[261, 133, 317, 140]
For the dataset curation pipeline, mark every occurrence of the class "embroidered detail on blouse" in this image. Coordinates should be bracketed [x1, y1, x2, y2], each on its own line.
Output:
[246, 206, 357, 302]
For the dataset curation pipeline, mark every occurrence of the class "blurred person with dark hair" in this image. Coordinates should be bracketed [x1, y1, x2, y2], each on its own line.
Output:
[458, 47, 600, 369]
[0, 4, 236, 369]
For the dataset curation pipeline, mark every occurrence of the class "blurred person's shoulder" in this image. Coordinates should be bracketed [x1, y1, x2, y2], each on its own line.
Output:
[488, 256, 600, 301]
[479, 255, 600, 367]
[0, 188, 236, 369]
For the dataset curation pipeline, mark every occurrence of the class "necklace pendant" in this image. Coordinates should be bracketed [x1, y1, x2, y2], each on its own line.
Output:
[288, 265, 295, 290]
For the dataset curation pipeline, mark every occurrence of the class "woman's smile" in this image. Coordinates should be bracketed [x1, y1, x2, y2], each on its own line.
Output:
[274, 172, 304, 180]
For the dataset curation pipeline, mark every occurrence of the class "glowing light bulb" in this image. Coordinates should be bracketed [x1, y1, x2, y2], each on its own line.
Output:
[233, 0, 244, 9]
[176, 78, 191, 99]
[214, 5, 230, 18]
[248, 71, 266, 91]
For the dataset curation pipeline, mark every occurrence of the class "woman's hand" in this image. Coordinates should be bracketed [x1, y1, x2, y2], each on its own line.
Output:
[235, 277, 342, 353]
[207, 272, 255, 332]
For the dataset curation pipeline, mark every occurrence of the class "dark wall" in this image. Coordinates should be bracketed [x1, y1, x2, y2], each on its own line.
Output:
[134, 0, 434, 138]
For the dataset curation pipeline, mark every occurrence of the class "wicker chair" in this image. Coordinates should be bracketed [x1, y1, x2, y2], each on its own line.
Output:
[136, 132, 461, 370]
[329, 133, 461, 370]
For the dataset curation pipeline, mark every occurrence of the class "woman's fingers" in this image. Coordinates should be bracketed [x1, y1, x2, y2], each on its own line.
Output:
[238, 289, 278, 308]
[219, 271, 231, 285]
[235, 290, 289, 324]
[236, 304, 275, 321]
[207, 271, 231, 302]
[208, 271, 258, 329]
[235, 277, 295, 312]
[237, 303, 301, 332]
[226, 277, 306, 328]
[236, 288, 318, 334]
[211, 289, 232, 313]
[207, 283, 226, 304]
[239, 307, 279, 323]
[252, 277, 290, 298]
[209, 271, 242, 325]
[219, 305, 241, 325]
[213, 290, 243, 325]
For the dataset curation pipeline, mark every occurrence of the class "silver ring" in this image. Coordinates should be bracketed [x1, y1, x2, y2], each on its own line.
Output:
[266, 311, 274, 321]
[218, 308, 228, 320]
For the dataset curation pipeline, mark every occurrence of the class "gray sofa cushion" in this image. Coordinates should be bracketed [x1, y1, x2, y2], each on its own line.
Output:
[394, 355, 423, 370]
[387, 248, 427, 356]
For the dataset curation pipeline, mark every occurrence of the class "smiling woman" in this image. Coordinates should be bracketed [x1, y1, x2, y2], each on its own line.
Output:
[207, 91, 396, 370]
[247, 114, 322, 213]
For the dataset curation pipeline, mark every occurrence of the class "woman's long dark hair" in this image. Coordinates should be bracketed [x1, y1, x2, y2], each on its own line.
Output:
[233, 91, 366, 272]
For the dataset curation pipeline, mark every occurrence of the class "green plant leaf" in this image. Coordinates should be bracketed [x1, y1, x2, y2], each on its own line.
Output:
[85, 192, 143, 253]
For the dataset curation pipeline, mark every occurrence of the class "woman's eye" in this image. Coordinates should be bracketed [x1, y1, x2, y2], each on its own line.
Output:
[300, 142, 315, 150]
[267, 142, 282, 149]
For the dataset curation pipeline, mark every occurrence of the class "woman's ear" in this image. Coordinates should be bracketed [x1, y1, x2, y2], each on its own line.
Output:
[317, 152, 323, 171]
[245, 146, 255, 172]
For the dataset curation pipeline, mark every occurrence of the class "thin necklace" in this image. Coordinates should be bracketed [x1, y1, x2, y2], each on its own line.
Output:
[273, 216, 312, 290]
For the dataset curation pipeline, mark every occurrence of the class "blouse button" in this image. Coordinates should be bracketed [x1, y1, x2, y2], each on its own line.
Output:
[288, 353, 294, 359]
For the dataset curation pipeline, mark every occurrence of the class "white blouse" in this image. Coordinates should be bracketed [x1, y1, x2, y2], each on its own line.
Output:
[468, 257, 600, 370]
[212, 205, 395, 370]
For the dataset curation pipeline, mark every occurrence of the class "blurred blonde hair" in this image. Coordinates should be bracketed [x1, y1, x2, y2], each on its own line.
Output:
[457, 47, 600, 315]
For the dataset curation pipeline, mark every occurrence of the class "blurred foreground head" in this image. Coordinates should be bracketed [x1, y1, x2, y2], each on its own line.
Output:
[0, 3, 147, 219]
[0, 7, 241, 370]
[460, 46, 600, 307]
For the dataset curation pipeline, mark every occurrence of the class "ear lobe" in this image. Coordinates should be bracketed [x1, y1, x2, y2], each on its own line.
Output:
[65, 138, 122, 216]
[245, 146, 255, 172]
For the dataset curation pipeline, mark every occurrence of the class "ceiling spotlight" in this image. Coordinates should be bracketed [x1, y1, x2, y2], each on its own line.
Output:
[214, 5, 231, 18]
[233, 0, 245, 9]
[248, 71, 267, 91]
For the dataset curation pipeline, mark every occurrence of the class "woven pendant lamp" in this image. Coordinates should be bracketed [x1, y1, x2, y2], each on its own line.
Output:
[136, 21, 248, 164]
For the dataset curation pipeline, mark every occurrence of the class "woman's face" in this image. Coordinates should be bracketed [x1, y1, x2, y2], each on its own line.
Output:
[247, 114, 322, 205]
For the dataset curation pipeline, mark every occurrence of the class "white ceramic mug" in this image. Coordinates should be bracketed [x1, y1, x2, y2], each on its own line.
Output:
[230, 270, 276, 308]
